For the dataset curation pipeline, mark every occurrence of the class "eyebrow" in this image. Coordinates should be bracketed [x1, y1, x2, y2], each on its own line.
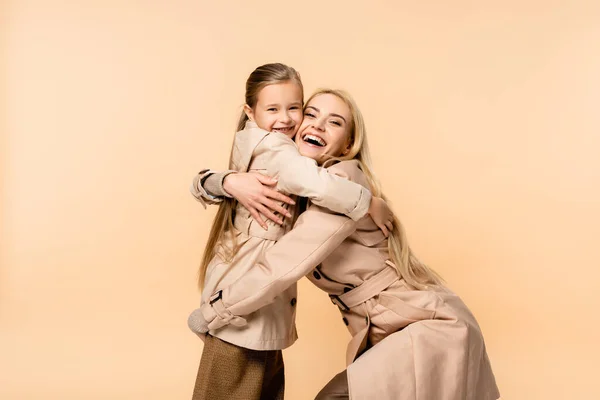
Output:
[306, 106, 347, 122]
[265, 101, 302, 107]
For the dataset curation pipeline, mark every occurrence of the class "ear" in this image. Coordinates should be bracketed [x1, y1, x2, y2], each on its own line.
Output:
[243, 104, 254, 121]
[342, 140, 353, 155]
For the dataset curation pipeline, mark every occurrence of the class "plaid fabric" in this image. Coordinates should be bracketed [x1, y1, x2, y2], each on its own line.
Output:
[192, 334, 285, 400]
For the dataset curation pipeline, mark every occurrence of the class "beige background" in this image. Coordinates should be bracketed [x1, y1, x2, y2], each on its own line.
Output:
[2, 1, 599, 399]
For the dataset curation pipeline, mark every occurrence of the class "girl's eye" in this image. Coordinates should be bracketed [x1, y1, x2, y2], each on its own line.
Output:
[267, 108, 277, 112]
[290, 106, 300, 110]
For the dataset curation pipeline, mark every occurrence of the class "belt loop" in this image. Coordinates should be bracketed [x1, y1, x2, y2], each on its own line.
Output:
[209, 290, 223, 305]
[329, 294, 350, 311]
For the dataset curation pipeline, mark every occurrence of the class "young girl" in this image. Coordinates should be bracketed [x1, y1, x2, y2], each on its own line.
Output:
[188, 64, 392, 400]
[191, 89, 500, 399]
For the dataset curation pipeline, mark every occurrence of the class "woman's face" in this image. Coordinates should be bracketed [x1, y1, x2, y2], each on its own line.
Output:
[295, 93, 353, 164]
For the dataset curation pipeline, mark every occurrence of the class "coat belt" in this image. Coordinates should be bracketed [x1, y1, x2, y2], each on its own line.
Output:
[330, 261, 399, 311]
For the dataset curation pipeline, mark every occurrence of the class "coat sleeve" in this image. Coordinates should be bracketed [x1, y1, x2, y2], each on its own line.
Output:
[202, 162, 363, 325]
[191, 134, 372, 220]
[190, 169, 236, 207]
[262, 134, 371, 221]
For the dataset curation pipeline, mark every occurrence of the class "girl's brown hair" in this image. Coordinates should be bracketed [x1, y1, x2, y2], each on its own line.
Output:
[198, 63, 303, 288]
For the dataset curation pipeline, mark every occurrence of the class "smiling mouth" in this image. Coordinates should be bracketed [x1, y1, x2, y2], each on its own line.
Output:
[272, 126, 294, 134]
[303, 134, 327, 147]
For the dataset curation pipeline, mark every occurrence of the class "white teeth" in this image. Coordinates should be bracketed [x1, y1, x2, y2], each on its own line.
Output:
[304, 134, 326, 146]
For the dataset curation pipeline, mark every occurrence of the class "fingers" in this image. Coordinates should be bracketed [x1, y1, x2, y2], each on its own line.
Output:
[253, 174, 295, 205]
[247, 199, 290, 229]
[248, 207, 268, 230]
[379, 223, 390, 238]
[261, 194, 293, 218]
[254, 203, 284, 226]
[264, 188, 295, 206]
[385, 220, 393, 233]
[255, 174, 278, 186]
[374, 220, 390, 238]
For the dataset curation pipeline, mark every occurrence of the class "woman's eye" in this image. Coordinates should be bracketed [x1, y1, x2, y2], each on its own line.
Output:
[331, 120, 342, 126]
[304, 112, 316, 118]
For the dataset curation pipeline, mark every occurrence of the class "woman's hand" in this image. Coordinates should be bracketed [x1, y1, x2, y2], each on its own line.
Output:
[368, 197, 394, 237]
[223, 172, 295, 230]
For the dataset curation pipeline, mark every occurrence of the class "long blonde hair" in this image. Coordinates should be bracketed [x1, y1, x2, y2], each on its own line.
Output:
[308, 88, 443, 290]
[198, 63, 303, 288]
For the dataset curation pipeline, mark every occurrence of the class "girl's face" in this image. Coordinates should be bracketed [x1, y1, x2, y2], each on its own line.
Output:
[295, 93, 353, 164]
[245, 81, 303, 138]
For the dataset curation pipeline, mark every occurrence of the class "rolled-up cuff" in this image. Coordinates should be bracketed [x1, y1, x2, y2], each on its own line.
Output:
[347, 187, 372, 221]
[204, 170, 236, 199]
[190, 169, 226, 207]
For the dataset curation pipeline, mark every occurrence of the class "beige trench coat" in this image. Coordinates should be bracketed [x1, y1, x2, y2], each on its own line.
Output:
[188, 121, 372, 350]
[197, 160, 500, 400]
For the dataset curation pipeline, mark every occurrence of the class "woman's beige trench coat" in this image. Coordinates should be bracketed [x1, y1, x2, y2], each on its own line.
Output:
[193, 160, 500, 400]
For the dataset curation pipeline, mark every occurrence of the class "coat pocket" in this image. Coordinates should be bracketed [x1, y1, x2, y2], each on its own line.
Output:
[375, 292, 436, 330]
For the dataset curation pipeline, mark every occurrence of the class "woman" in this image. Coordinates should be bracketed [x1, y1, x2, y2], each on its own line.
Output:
[192, 89, 500, 399]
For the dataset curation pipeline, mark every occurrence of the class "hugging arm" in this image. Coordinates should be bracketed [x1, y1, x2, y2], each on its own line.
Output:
[193, 203, 357, 332]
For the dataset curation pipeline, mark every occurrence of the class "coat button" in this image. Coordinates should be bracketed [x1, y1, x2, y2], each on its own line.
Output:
[290, 298, 297, 306]
[312, 271, 321, 280]
[342, 317, 349, 326]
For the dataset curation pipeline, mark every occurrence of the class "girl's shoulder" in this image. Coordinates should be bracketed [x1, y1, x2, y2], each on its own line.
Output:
[231, 124, 299, 172]
[230, 125, 271, 172]
[236, 124, 295, 150]
[324, 159, 368, 187]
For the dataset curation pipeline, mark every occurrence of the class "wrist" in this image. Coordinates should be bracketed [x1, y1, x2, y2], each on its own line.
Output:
[222, 172, 237, 197]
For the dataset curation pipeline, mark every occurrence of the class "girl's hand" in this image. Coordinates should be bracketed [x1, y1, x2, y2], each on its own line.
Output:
[368, 197, 394, 237]
[223, 172, 295, 230]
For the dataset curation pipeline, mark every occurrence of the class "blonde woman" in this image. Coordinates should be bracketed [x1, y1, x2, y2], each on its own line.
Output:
[191, 89, 500, 399]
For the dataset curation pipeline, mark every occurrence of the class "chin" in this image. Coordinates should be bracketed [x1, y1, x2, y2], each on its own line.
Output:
[299, 149, 322, 160]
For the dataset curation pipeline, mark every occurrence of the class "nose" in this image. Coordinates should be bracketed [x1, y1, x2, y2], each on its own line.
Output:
[280, 111, 292, 123]
[313, 116, 326, 131]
